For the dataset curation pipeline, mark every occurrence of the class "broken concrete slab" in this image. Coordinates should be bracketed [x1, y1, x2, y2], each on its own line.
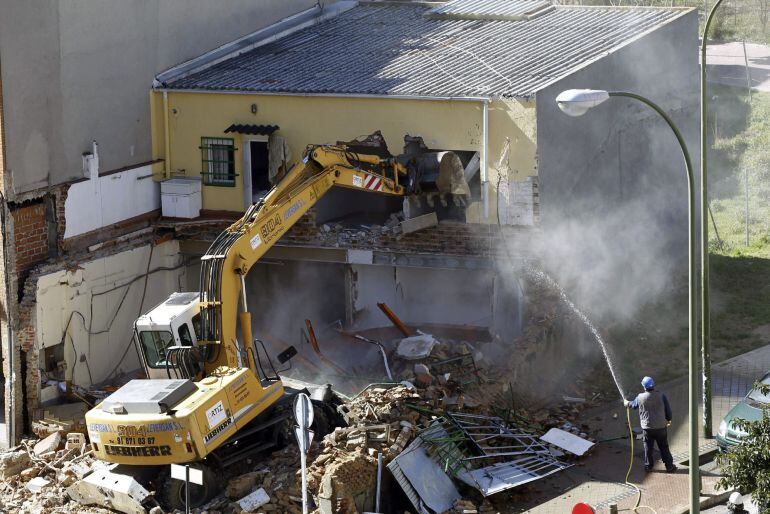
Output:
[0, 449, 32, 478]
[26, 476, 51, 493]
[34, 431, 62, 456]
[227, 470, 262, 499]
[540, 428, 595, 456]
[396, 334, 438, 360]
[400, 212, 438, 234]
[238, 487, 270, 511]
[67, 465, 150, 514]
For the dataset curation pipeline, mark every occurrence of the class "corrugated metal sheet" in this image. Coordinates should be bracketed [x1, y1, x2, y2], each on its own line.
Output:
[426, 0, 552, 21]
[163, 3, 690, 98]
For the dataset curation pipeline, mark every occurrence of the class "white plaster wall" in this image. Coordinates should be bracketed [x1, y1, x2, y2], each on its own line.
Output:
[0, 0, 323, 192]
[35, 240, 185, 386]
[63, 163, 160, 238]
[351, 265, 495, 330]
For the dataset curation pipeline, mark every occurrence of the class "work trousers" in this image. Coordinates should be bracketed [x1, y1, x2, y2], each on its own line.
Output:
[642, 427, 674, 469]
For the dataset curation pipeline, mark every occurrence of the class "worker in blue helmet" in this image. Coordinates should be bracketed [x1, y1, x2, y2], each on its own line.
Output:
[624, 376, 677, 473]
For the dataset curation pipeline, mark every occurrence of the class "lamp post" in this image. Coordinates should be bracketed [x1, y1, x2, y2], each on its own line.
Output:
[555, 89, 700, 514]
[701, 0, 726, 440]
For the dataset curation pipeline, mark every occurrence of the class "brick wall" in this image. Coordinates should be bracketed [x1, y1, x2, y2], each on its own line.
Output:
[12, 202, 49, 273]
[280, 210, 504, 257]
[17, 275, 39, 410]
[176, 207, 537, 260]
[55, 187, 68, 251]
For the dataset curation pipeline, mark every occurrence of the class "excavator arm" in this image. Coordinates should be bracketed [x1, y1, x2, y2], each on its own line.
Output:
[198, 143, 410, 375]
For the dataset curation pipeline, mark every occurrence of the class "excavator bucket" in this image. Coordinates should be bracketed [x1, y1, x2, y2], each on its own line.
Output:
[436, 152, 471, 196]
[408, 150, 471, 197]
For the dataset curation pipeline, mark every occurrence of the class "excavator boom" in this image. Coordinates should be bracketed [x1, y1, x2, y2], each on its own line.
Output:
[199, 144, 408, 373]
[85, 140, 412, 467]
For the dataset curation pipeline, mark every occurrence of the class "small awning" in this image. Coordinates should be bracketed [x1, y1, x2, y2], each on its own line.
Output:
[224, 124, 279, 135]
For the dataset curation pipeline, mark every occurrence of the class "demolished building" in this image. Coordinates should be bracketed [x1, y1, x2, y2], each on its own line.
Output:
[0, 0, 703, 511]
[0, 0, 698, 499]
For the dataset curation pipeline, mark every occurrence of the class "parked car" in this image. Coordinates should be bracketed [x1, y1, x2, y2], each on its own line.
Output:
[716, 371, 770, 452]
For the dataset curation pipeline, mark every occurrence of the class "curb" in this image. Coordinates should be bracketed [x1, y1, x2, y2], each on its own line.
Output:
[672, 489, 734, 514]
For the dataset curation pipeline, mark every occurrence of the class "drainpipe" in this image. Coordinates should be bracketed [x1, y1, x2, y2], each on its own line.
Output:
[481, 100, 490, 220]
[163, 91, 171, 179]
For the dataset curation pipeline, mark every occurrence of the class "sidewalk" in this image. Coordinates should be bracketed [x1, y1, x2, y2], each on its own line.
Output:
[511, 343, 770, 513]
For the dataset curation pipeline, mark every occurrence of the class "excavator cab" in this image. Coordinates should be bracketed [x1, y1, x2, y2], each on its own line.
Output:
[134, 292, 202, 380]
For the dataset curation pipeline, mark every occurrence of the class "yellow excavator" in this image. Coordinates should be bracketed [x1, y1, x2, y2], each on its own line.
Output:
[74, 134, 470, 512]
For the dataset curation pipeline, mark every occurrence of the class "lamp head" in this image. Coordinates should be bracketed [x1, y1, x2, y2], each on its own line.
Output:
[555, 89, 610, 117]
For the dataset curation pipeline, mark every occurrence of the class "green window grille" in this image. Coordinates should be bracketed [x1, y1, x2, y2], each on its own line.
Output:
[200, 137, 238, 186]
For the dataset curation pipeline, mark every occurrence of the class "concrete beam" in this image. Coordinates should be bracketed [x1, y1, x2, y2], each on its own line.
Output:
[178, 240, 498, 270]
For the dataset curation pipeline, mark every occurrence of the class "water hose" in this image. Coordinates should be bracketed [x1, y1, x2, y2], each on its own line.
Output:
[624, 406, 657, 514]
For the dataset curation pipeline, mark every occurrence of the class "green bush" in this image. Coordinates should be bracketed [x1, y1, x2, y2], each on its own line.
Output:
[716, 383, 770, 511]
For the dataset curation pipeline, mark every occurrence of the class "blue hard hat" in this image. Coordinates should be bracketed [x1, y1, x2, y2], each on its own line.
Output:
[641, 376, 655, 389]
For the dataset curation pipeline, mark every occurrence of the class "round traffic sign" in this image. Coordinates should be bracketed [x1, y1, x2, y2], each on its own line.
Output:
[293, 393, 314, 429]
[572, 503, 595, 514]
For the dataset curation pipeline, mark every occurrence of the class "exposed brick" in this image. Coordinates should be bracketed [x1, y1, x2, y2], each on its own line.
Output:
[12, 202, 49, 273]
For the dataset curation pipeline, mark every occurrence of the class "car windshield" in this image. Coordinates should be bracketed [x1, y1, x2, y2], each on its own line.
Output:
[139, 330, 174, 368]
[746, 376, 770, 404]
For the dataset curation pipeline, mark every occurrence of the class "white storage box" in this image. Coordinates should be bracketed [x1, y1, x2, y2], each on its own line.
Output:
[161, 178, 202, 218]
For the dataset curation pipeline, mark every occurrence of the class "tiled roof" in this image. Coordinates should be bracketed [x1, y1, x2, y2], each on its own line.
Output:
[162, 2, 691, 98]
[224, 124, 279, 135]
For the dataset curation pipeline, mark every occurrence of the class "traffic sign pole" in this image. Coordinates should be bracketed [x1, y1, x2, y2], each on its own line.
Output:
[300, 446, 308, 514]
[293, 393, 314, 514]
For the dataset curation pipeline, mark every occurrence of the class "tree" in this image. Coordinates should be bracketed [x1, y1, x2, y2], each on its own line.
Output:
[716, 383, 770, 512]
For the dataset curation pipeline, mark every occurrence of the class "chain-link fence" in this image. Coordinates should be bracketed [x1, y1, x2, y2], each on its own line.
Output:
[708, 87, 770, 254]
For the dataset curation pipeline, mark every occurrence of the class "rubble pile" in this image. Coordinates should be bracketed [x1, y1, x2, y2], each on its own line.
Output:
[340, 385, 424, 425]
[206, 386, 431, 514]
[0, 298, 608, 514]
[0, 431, 109, 514]
[202, 446, 307, 513]
[316, 212, 403, 248]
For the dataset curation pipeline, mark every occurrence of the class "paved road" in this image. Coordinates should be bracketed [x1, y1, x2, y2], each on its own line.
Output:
[707, 42, 770, 92]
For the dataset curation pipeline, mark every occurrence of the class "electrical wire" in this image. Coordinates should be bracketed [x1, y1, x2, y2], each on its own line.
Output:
[53, 253, 189, 385]
[103, 243, 155, 381]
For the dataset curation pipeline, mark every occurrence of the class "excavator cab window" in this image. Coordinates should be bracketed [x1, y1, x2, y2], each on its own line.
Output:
[139, 331, 174, 368]
[191, 314, 202, 340]
[178, 324, 194, 346]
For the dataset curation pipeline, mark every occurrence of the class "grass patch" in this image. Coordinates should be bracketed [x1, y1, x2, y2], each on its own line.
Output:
[710, 89, 770, 257]
[707, 88, 770, 361]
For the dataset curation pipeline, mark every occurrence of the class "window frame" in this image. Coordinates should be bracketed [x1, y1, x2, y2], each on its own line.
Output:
[138, 330, 175, 369]
[200, 137, 238, 187]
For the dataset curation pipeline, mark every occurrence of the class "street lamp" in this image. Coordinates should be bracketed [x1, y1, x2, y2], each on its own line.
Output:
[555, 88, 700, 514]
[701, 0, 727, 440]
